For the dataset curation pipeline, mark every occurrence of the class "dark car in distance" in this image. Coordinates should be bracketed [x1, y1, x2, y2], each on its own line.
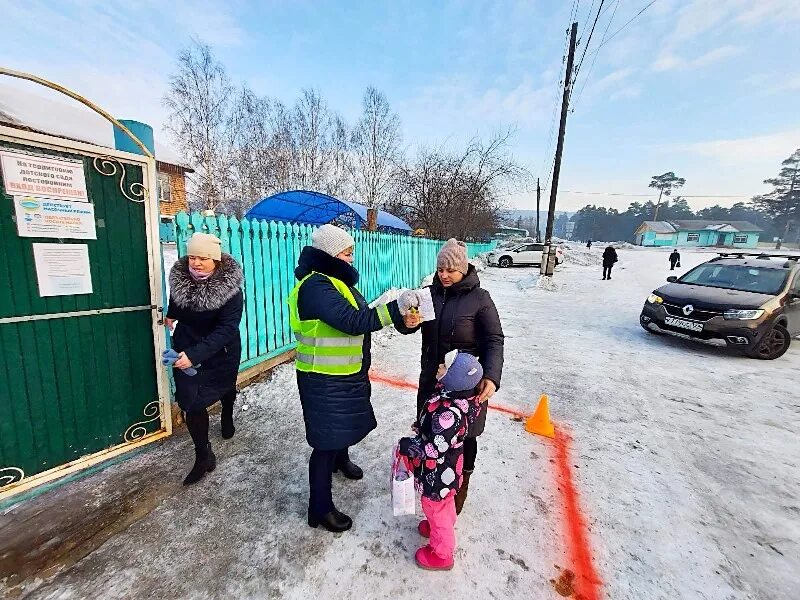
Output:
[640, 253, 800, 359]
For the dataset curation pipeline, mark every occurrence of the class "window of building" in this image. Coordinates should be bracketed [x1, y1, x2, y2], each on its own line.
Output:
[157, 172, 172, 203]
[733, 234, 748, 244]
[687, 233, 700, 242]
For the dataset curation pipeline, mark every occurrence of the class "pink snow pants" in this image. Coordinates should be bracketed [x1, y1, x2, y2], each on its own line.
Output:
[421, 496, 457, 558]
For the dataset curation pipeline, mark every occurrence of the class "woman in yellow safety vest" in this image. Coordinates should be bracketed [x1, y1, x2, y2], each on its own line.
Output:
[289, 224, 420, 532]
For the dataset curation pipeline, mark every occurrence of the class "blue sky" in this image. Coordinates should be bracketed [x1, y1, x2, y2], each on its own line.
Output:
[2, 0, 799, 211]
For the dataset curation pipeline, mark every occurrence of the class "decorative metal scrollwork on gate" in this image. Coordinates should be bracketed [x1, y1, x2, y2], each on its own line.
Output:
[123, 401, 162, 442]
[0, 467, 25, 489]
[93, 156, 148, 203]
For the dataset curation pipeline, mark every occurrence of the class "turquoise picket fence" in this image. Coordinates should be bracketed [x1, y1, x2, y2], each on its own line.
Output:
[172, 212, 495, 371]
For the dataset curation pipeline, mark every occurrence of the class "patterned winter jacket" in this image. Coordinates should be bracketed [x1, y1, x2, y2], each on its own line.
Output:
[399, 386, 481, 501]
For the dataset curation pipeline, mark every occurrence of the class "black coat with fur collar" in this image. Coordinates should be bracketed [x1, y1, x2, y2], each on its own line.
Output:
[167, 254, 244, 412]
[294, 246, 403, 450]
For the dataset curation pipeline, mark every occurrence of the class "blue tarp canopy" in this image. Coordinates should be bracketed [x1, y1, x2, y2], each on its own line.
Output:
[245, 190, 411, 234]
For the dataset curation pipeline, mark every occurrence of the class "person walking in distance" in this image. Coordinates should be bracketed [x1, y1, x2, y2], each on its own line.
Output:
[602, 245, 618, 280]
[669, 249, 681, 271]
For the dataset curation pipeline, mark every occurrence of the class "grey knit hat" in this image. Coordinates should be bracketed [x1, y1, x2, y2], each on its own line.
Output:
[437, 238, 469, 274]
[312, 224, 355, 257]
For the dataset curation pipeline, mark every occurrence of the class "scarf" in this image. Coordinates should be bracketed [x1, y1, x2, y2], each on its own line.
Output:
[189, 265, 214, 281]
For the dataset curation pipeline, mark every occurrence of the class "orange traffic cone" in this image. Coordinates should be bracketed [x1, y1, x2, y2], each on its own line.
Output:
[525, 394, 555, 438]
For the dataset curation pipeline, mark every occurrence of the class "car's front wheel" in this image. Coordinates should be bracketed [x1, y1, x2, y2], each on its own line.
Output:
[498, 256, 512, 268]
[746, 324, 791, 360]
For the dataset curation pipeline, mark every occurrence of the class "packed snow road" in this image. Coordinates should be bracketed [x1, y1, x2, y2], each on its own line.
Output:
[3, 247, 797, 600]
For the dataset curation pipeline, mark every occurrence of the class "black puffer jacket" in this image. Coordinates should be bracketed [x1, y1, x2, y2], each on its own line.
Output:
[399, 266, 504, 437]
[294, 247, 403, 450]
[603, 246, 619, 267]
[167, 254, 244, 412]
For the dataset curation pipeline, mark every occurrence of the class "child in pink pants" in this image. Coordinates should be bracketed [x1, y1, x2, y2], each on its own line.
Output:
[399, 351, 483, 570]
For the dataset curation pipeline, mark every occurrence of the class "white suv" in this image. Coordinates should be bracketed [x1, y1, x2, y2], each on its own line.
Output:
[488, 243, 564, 268]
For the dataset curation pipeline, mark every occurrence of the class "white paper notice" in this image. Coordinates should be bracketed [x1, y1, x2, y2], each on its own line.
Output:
[14, 196, 97, 239]
[417, 287, 436, 322]
[0, 150, 88, 201]
[32, 243, 93, 297]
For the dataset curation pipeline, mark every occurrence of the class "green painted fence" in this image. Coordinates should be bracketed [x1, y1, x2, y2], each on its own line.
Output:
[172, 212, 495, 371]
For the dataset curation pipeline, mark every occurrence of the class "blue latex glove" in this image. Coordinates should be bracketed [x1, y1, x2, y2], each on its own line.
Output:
[161, 348, 198, 376]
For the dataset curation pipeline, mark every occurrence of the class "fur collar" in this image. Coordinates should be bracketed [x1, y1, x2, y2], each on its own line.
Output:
[169, 254, 243, 311]
[295, 246, 359, 287]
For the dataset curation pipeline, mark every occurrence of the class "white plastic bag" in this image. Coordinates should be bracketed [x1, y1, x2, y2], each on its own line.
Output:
[392, 443, 416, 517]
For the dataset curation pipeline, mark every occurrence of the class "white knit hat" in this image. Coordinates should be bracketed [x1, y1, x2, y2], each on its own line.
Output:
[312, 224, 355, 257]
[187, 232, 222, 261]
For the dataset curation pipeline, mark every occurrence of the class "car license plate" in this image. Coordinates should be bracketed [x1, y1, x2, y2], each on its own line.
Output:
[664, 316, 703, 332]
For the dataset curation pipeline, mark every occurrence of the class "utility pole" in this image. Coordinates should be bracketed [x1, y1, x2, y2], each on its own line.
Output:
[536, 177, 541, 242]
[541, 21, 578, 276]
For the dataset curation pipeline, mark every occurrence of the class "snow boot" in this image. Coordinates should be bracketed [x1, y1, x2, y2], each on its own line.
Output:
[455, 470, 472, 515]
[415, 545, 454, 571]
[334, 459, 364, 480]
[308, 508, 353, 532]
[418, 519, 431, 538]
[220, 393, 235, 440]
[183, 443, 216, 486]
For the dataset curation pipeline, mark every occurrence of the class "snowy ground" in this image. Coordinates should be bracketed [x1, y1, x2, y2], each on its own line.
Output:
[2, 247, 798, 599]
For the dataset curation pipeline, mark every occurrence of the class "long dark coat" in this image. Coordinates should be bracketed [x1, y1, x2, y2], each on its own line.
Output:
[167, 254, 244, 413]
[294, 247, 403, 450]
[603, 247, 619, 267]
[398, 266, 504, 437]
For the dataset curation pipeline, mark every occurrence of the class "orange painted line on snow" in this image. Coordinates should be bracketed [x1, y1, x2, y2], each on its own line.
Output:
[368, 371, 526, 418]
[369, 372, 419, 391]
[370, 369, 602, 598]
[553, 426, 603, 600]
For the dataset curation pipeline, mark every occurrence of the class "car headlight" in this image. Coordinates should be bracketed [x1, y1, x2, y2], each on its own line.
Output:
[647, 294, 663, 304]
[723, 309, 764, 320]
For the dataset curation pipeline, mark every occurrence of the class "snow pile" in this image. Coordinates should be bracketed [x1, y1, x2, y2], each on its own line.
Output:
[607, 241, 637, 250]
[516, 274, 562, 292]
[563, 246, 603, 266]
[470, 254, 488, 272]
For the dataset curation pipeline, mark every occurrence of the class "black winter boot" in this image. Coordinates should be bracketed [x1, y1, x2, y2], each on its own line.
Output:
[221, 391, 236, 440]
[455, 470, 473, 515]
[183, 443, 216, 486]
[333, 460, 364, 480]
[308, 508, 353, 532]
[334, 449, 363, 480]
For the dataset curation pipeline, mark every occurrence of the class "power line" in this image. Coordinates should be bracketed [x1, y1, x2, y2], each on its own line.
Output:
[538, 190, 756, 198]
[579, 0, 597, 45]
[585, 0, 658, 59]
[573, 0, 606, 84]
[570, 0, 620, 111]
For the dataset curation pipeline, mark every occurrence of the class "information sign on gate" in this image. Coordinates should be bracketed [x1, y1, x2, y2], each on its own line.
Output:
[0, 149, 88, 201]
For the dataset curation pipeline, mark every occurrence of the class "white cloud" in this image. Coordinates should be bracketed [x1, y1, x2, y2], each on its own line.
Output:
[692, 45, 744, 67]
[176, 0, 248, 47]
[765, 75, 800, 94]
[610, 86, 641, 101]
[592, 68, 635, 90]
[652, 55, 682, 72]
[677, 129, 800, 166]
[401, 74, 553, 135]
[652, 45, 744, 71]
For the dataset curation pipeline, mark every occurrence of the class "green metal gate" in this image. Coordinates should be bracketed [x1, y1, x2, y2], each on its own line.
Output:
[0, 131, 168, 498]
